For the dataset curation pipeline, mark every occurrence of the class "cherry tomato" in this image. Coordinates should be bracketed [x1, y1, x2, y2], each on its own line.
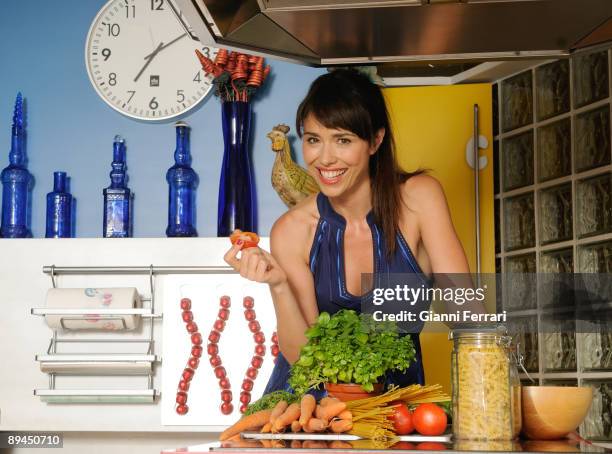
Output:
[181, 311, 193, 322]
[178, 380, 190, 392]
[253, 332, 265, 344]
[240, 392, 251, 404]
[221, 402, 234, 415]
[214, 366, 227, 379]
[271, 345, 280, 356]
[416, 442, 447, 451]
[271, 332, 278, 343]
[214, 319, 226, 332]
[176, 404, 189, 415]
[188, 357, 200, 369]
[176, 392, 188, 405]
[220, 296, 231, 308]
[230, 230, 260, 249]
[182, 368, 194, 382]
[180, 298, 191, 310]
[242, 378, 254, 391]
[239, 404, 248, 413]
[244, 309, 256, 321]
[248, 321, 261, 333]
[390, 401, 414, 435]
[243, 297, 254, 309]
[191, 333, 203, 345]
[205, 344, 217, 356]
[208, 331, 220, 343]
[251, 356, 263, 369]
[221, 390, 232, 402]
[218, 308, 229, 321]
[254, 344, 266, 356]
[219, 377, 231, 389]
[186, 321, 198, 333]
[412, 403, 448, 436]
[209, 355, 222, 367]
[246, 367, 258, 379]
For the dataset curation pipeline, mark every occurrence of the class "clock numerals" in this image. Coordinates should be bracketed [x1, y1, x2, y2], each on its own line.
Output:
[193, 71, 201, 83]
[149, 97, 159, 110]
[200, 47, 210, 58]
[102, 48, 112, 61]
[104, 22, 121, 37]
[125, 4, 136, 18]
[151, 0, 164, 10]
[177, 90, 185, 103]
[108, 73, 117, 86]
[127, 91, 136, 103]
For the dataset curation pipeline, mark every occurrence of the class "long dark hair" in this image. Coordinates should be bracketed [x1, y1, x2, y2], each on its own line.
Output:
[296, 69, 423, 257]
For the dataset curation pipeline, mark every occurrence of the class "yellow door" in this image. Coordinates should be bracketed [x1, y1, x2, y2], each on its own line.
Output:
[384, 84, 495, 394]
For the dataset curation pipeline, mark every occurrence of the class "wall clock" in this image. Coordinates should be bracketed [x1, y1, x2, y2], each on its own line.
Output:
[85, 0, 218, 121]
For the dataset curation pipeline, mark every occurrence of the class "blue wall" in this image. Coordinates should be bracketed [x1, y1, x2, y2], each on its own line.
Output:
[0, 1, 325, 237]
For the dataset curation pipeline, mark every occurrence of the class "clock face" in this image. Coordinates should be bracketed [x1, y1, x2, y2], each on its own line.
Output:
[85, 0, 217, 121]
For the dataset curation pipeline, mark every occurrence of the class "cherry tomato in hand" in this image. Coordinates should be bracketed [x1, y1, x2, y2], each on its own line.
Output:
[229, 230, 260, 249]
[412, 403, 448, 436]
[389, 401, 414, 435]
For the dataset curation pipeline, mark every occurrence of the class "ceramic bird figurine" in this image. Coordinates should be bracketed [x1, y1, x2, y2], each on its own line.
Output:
[267, 124, 319, 207]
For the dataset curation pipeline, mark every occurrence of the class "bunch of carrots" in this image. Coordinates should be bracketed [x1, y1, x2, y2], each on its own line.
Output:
[219, 395, 352, 441]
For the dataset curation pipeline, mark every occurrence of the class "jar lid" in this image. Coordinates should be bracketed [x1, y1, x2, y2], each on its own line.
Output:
[449, 323, 508, 340]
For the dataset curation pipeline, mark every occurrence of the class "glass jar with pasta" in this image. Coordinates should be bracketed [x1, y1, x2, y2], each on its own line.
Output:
[450, 326, 522, 441]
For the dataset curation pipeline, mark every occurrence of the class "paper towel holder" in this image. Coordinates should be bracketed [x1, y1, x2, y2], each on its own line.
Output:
[32, 264, 162, 404]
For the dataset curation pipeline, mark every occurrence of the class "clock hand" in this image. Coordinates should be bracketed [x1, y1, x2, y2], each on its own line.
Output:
[134, 41, 164, 83]
[142, 33, 188, 60]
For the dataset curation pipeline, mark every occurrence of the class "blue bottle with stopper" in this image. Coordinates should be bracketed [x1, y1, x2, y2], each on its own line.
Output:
[166, 121, 198, 237]
[103, 135, 132, 238]
[46, 171, 72, 238]
[1, 92, 32, 238]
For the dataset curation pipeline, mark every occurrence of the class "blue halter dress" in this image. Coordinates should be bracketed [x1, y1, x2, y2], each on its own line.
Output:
[263, 192, 431, 395]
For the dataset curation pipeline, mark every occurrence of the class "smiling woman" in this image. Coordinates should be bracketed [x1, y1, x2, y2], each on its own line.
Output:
[223, 69, 479, 396]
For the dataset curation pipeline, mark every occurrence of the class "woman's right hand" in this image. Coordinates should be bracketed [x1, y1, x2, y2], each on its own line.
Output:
[223, 241, 288, 289]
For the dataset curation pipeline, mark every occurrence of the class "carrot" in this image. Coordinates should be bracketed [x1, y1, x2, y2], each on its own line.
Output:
[306, 417, 327, 432]
[330, 440, 353, 449]
[299, 394, 316, 426]
[317, 400, 347, 421]
[330, 418, 353, 433]
[269, 400, 288, 425]
[338, 410, 353, 420]
[219, 409, 273, 441]
[303, 440, 328, 449]
[290, 440, 302, 449]
[291, 420, 302, 432]
[272, 403, 301, 432]
[260, 422, 272, 433]
[319, 397, 334, 406]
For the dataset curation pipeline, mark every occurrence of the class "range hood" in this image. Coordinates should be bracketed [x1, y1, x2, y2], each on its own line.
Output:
[175, 0, 612, 69]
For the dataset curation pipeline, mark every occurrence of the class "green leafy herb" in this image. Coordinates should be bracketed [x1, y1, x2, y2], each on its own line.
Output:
[243, 390, 299, 416]
[288, 310, 416, 396]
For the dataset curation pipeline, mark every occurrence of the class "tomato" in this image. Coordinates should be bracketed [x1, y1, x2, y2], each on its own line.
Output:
[416, 442, 447, 451]
[229, 230, 260, 249]
[412, 403, 448, 436]
[389, 401, 414, 435]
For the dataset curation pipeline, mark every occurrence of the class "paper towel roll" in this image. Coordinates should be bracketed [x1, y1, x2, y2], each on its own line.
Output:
[44, 288, 141, 331]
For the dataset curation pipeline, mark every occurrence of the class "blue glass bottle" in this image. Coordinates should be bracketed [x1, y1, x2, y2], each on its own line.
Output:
[103, 135, 132, 238]
[166, 121, 198, 237]
[217, 101, 256, 236]
[45, 171, 72, 238]
[1, 93, 32, 238]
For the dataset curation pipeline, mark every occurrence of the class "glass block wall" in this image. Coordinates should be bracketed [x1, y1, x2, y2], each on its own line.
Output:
[493, 46, 612, 440]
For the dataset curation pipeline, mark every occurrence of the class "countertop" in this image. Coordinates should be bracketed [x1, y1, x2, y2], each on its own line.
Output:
[162, 438, 612, 453]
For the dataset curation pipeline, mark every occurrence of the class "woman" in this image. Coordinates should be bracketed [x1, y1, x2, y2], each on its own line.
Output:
[224, 69, 474, 393]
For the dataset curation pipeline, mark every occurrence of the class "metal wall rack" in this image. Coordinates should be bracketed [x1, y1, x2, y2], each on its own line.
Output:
[29, 265, 224, 403]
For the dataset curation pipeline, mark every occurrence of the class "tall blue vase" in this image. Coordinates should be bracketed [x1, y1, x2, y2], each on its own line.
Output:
[46, 171, 72, 238]
[1, 93, 32, 238]
[217, 101, 257, 236]
[166, 121, 198, 237]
